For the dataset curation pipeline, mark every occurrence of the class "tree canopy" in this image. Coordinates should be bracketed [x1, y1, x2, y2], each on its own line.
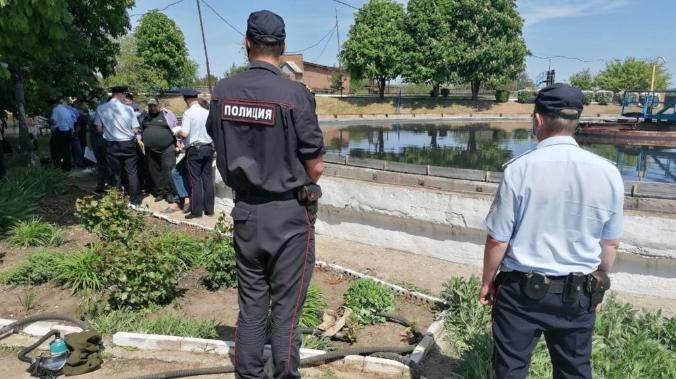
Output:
[403, 0, 456, 96]
[0, 0, 133, 150]
[444, 0, 528, 100]
[594, 58, 671, 92]
[568, 69, 594, 90]
[133, 10, 197, 92]
[340, 0, 409, 98]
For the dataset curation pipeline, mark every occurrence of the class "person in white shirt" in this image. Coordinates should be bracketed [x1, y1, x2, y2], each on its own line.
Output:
[172, 89, 214, 219]
[94, 86, 143, 205]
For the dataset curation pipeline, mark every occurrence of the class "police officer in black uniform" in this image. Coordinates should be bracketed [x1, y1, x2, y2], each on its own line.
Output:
[207, 10, 325, 379]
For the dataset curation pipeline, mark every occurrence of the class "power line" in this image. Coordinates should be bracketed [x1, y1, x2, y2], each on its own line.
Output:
[199, 0, 244, 36]
[330, 0, 359, 10]
[530, 54, 605, 64]
[311, 28, 336, 63]
[288, 26, 337, 54]
[130, 0, 186, 17]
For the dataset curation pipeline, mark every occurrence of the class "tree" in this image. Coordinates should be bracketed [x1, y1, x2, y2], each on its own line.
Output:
[594, 58, 671, 92]
[134, 11, 196, 92]
[340, 0, 408, 98]
[569, 69, 594, 90]
[403, 0, 457, 97]
[0, 0, 133, 151]
[103, 35, 164, 95]
[223, 63, 249, 78]
[330, 71, 345, 93]
[445, 0, 528, 100]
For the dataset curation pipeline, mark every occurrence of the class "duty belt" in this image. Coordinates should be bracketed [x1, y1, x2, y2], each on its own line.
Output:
[189, 142, 213, 150]
[234, 188, 297, 203]
[502, 271, 566, 294]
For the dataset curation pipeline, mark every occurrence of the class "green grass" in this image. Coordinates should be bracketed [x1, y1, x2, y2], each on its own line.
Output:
[0, 250, 65, 285]
[7, 218, 65, 247]
[148, 232, 206, 268]
[90, 309, 218, 339]
[55, 247, 104, 293]
[300, 284, 327, 328]
[439, 276, 676, 379]
[301, 335, 333, 351]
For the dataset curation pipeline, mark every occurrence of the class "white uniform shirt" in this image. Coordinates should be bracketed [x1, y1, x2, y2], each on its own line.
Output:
[180, 103, 212, 146]
[484, 136, 624, 276]
[94, 99, 139, 142]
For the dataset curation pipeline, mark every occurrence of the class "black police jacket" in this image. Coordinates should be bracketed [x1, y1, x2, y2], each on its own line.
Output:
[207, 60, 325, 193]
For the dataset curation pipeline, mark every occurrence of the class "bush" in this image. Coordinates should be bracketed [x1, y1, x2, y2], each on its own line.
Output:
[91, 308, 218, 339]
[344, 278, 395, 325]
[517, 89, 536, 103]
[440, 88, 450, 97]
[439, 276, 491, 349]
[55, 247, 104, 293]
[302, 335, 333, 351]
[7, 218, 65, 247]
[300, 284, 327, 328]
[101, 241, 182, 309]
[201, 236, 237, 290]
[494, 89, 510, 103]
[595, 90, 614, 105]
[581, 90, 595, 105]
[75, 188, 144, 243]
[0, 250, 65, 285]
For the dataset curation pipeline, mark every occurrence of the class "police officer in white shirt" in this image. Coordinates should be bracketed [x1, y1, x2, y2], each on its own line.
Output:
[94, 86, 143, 205]
[172, 88, 214, 219]
[481, 84, 624, 378]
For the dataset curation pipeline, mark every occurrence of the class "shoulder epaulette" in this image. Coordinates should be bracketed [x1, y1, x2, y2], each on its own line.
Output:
[502, 148, 536, 169]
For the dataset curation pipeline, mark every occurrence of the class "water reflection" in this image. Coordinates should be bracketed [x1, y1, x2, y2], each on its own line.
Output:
[325, 123, 675, 183]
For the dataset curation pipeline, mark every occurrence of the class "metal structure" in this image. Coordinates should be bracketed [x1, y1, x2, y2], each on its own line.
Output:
[620, 90, 676, 122]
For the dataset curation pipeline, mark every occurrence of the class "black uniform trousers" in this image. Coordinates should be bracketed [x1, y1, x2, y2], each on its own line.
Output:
[146, 145, 177, 200]
[231, 198, 315, 379]
[492, 273, 595, 379]
[91, 134, 107, 192]
[186, 145, 214, 216]
[51, 129, 73, 172]
[105, 140, 142, 204]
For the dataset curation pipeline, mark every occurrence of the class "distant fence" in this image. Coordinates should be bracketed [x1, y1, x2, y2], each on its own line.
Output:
[324, 152, 676, 200]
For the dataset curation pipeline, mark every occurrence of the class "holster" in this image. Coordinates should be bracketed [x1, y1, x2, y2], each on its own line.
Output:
[586, 270, 611, 312]
[563, 272, 586, 304]
[297, 184, 322, 225]
[521, 272, 550, 300]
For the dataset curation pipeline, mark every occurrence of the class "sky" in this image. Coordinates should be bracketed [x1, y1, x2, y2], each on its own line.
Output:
[129, 0, 676, 86]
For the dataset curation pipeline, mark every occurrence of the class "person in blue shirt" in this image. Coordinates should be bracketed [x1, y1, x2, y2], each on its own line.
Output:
[481, 84, 624, 379]
[49, 99, 77, 171]
[94, 86, 143, 205]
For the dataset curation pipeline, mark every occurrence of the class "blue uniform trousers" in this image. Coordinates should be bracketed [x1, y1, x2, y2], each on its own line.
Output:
[492, 272, 595, 379]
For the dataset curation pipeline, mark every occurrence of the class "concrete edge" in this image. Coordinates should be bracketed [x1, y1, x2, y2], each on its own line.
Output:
[315, 261, 447, 306]
[409, 320, 445, 369]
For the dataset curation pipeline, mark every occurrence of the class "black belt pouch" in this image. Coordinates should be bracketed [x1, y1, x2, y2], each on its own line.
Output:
[521, 272, 550, 300]
[563, 272, 586, 304]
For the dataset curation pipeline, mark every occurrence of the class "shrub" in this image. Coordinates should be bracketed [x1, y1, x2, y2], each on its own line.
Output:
[7, 218, 65, 247]
[344, 278, 395, 325]
[595, 90, 614, 105]
[0, 250, 65, 285]
[100, 241, 182, 309]
[302, 335, 333, 351]
[300, 284, 327, 328]
[0, 179, 37, 232]
[517, 89, 536, 103]
[439, 276, 491, 349]
[148, 232, 206, 269]
[56, 247, 104, 293]
[201, 236, 237, 290]
[494, 89, 510, 103]
[581, 90, 595, 105]
[440, 88, 450, 97]
[75, 188, 144, 243]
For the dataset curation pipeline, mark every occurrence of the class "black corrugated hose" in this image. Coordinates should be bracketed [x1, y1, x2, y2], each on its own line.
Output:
[0, 313, 89, 337]
[125, 345, 414, 379]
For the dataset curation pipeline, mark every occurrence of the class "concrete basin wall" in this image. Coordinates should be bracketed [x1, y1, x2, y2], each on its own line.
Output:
[213, 164, 676, 299]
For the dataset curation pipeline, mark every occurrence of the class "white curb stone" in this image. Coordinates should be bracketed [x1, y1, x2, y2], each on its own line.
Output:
[0, 319, 83, 337]
[364, 356, 409, 376]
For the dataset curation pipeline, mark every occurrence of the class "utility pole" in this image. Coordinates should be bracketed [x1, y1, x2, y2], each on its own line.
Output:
[335, 8, 343, 96]
[196, 0, 213, 93]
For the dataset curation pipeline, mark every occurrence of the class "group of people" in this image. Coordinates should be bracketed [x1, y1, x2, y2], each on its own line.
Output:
[49, 87, 215, 219]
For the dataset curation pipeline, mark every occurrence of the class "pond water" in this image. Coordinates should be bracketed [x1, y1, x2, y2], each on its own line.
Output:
[324, 122, 676, 184]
